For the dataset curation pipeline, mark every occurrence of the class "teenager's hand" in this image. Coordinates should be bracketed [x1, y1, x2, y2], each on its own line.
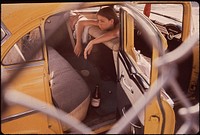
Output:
[74, 43, 82, 57]
[84, 41, 94, 59]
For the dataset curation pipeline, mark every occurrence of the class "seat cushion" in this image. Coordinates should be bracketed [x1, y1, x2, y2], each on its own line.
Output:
[47, 46, 90, 113]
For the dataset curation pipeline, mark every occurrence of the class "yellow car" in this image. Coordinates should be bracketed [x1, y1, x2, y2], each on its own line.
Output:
[1, 1, 199, 134]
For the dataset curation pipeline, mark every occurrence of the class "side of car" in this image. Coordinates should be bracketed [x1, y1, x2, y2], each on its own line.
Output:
[1, 2, 198, 134]
[1, 3, 92, 134]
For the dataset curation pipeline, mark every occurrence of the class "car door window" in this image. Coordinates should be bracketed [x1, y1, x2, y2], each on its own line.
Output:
[2, 27, 44, 65]
[120, 7, 152, 79]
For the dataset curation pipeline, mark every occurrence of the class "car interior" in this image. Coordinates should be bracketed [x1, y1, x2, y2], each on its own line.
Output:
[42, 4, 197, 133]
[44, 5, 143, 132]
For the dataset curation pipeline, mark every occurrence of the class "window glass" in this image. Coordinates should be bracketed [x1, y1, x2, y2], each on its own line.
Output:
[2, 27, 44, 65]
[121, 8, 152, 79]
[132, 15, 152, 79]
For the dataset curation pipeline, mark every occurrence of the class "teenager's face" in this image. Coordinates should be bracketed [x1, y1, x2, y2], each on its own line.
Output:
[97, 15, 114, 31]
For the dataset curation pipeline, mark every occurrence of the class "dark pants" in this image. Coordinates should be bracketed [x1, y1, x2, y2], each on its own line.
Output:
[88, 43, 117, 81]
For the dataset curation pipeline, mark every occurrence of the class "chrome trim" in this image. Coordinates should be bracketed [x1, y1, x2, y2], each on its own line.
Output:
[1, 109, 38, 123]
[3, 61, 44, 71]
[1, 22, 11, 45]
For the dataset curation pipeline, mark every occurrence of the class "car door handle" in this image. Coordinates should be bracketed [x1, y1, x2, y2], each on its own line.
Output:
[121, 74, 134, 94]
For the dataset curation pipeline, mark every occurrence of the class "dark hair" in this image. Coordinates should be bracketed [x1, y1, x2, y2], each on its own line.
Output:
[97, 6, 119, 26]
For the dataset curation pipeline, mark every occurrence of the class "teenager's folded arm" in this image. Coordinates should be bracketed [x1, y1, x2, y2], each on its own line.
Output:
[83, 27, 120, 59]
[90, 27, 119, 45]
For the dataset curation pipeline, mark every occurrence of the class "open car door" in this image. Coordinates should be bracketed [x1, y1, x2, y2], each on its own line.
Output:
[116, 1, 197, 134]
[116, 3, 177, 134]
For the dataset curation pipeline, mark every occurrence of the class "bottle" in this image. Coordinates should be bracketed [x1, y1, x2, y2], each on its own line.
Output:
[91, 85, 101, 107]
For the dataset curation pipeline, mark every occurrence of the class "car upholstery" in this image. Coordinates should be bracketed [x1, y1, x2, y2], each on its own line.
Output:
[47, 46, 90, 117]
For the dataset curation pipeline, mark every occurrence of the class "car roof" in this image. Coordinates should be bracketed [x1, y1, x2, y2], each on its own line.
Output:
[1, 2, 123, 34]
